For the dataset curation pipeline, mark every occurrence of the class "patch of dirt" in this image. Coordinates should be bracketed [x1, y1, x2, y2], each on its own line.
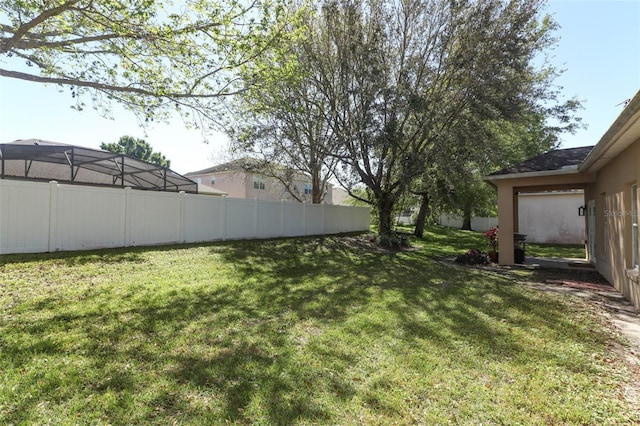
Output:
[609, 340, 640, 411]
[321, 233, 419, 254]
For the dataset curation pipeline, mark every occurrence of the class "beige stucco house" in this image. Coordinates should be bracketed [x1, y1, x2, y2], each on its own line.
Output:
[486, 89, 640, 309]
[438, 190, 586, 244]
[332, 187, 354, 205]
[517, 191, 586, 245]
[185, 158, 333, 204]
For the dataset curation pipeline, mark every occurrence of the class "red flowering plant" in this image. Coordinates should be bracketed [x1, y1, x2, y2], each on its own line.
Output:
[483, 227, 499, 252]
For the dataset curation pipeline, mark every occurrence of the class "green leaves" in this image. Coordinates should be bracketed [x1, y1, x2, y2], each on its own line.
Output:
[1, 0, 292, 130]
[100, 135, 171, 167]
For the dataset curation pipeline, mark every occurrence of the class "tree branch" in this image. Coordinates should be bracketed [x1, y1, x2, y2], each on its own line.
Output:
[1, 1, 81, 53]
[0, 68, 243, 98]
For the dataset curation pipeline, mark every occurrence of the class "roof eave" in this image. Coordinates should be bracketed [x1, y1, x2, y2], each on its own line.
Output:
[484, 167, 581, 184]
[580, 89, 640, 173]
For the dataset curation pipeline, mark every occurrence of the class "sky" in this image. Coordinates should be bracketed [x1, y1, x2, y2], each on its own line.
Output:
[1, 0, 639, 175]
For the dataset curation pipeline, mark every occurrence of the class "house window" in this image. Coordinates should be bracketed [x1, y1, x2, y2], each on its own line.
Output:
[633, 184, 638, 269]
[253, 175, 265, 190]
[304, 183, 312, 195]
[194, 177, 202, 184]
[210, 177, 216, 186]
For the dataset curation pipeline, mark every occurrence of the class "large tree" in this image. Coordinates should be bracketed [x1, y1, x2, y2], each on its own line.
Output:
[0, 0, 289, 128]
[228, 4, 339, 204]
[412, 103, 582, 236]
[101, 135, 170, 167]
[304, 0, 573, 237]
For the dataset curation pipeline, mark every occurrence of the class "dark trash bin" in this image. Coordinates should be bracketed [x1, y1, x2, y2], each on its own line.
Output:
[514, 233, 527, 264]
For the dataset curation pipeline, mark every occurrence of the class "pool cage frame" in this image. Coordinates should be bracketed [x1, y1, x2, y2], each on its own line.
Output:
[0, 140, 197, 193]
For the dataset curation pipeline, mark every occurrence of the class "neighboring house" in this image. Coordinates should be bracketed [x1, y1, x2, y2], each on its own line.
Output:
[196, 183, 227, 196]
[486, 89, 640, 309]
[332, 187, 353, 205]
[185, 158, 333, 204]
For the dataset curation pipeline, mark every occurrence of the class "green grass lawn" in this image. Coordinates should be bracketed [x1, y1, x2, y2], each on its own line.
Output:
[402, 224, 586, 259]
[0, 227, 637, 424]
[526, 242, 586, 259]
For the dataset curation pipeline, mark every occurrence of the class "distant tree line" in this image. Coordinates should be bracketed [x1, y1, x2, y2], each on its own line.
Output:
[101, 136, 171, 168]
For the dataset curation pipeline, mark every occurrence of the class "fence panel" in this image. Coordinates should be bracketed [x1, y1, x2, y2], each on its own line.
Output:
[257, 200, 283, 239]
[283, 202, 305, 237]
[324, 205, 343, 234]
[304, 204, 324, 236]
[0, 180, 51, 253]
[225, 198, 257, 239]
[183, 194, 224, 242]
[54, 185, 126, 250]
[438, 214, 498, 232]
[0, 180, 370, 254]
[127, 190, 182, 246]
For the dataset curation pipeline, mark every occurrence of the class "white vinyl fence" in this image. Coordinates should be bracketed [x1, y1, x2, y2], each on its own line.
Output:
[0, 180, 370, 254]
[438, 214, 498, 232]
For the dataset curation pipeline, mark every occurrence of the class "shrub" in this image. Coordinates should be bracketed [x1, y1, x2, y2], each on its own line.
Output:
[378, 231, 411, 248]
[455, 249, 490, 265]
[483, 227, 499, 252]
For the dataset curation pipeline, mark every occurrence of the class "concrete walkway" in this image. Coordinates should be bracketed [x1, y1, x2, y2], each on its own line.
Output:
[523, 256, 595, 270]
[516, 256, 640, 351]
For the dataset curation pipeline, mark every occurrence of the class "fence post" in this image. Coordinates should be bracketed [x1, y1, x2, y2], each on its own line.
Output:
[253, 198, 259, 238]
[48, 181, 58, 252]
[322, 203, 326, 235]
[220, 195, 227, 241]
[281, 200, 286, 237]
[124, 186, 132, 247]
[302, 201, 307, 236]
[179, 191, 186, 243]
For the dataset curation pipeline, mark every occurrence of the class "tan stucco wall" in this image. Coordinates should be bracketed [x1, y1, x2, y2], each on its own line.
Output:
[331, 187, 354, 205]
[495, 173, 595, 265]
[245, 175, 333, 203]
[190, 171, 248, 198]
[518, 192, 585, 244]
[585, 139, 640, 309]
[189, 171, 333, 203]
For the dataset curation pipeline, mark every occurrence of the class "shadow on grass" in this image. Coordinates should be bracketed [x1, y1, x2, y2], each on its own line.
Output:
[0, 235, 619, 424]
[215, 237, 609, 368]
[0, 246, 146, 266]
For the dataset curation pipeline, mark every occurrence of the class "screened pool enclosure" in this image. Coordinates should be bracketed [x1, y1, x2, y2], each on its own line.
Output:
[0, 139, 197, 193]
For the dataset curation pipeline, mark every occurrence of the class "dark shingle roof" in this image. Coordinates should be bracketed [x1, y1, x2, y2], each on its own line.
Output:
[490, 146, 594, 176]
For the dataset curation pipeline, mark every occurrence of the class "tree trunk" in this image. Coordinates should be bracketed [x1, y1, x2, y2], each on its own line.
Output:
[311, 164, 322, 204]
[377, 196, 395, 237]
[461, 202, 472, 230]
[414, 193, 430, 238]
